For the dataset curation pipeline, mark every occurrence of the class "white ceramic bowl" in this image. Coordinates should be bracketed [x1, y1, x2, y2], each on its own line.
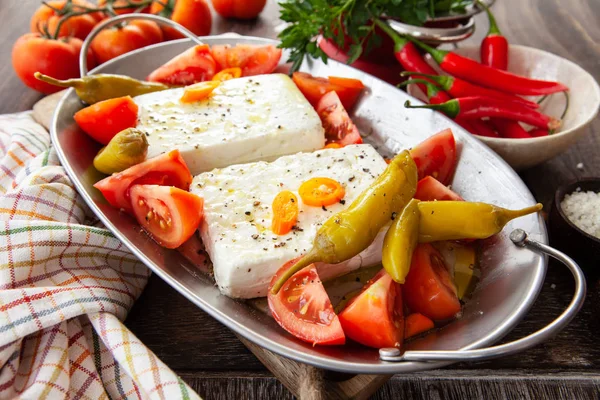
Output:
[408, 45, 600, 170]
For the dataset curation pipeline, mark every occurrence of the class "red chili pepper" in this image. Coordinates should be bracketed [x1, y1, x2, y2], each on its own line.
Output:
[401, 72, 539, 109]
[404, 97, 561, 130]
[529, 128, 549, 137]
[481, 2, 508, 70]
[407, 37, 569, 96]
[467, 119, 499, 138]
[398, 78, 451, 104]
[490, 118, 532, 139]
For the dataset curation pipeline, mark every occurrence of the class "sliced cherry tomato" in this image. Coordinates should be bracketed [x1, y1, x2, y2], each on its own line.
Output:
[94, 150, 193, 213]
[404, 313, 434, 339]
[91, 20, 163, 64]
[147, 44, 217, 85]
[410, 129, 457, 185]
[268, 258, 345, 346]
[151, 0, 212, 40]
[211, 0, 266, 19]
[212, 67, 242, 82]
[292, 72, 365, 110]
[130, 185, 204, 249]
[298, 177, 345, 207]
[180, 81, 221, 103]
[403, 244, 461, 321]
[30, 0, 99, 40]
[414, 176, 463, 202]
[338, 269, 404, 349]
[271, 191, 298, 235]
[74, 96, 138, 145]
[316, 91, 363, 147]
[210, 44, 282, 76]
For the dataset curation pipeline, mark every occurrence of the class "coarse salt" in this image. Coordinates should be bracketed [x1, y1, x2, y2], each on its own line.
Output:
[560, 190, 600, 239]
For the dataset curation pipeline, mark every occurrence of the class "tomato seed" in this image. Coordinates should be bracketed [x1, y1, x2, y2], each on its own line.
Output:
[138, 200, 145, 206]
[147, 211, 154, 220]
[159, 220, 167, 230]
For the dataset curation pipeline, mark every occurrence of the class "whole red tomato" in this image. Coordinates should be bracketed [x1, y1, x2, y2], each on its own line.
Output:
[98, 0, 152, 15]
[211, 0, 266, 20]
[30, 0, 101, 40]
[90, 20, 163, 64]
[12, 33, 96, 94]
[150, 0, 211, 40]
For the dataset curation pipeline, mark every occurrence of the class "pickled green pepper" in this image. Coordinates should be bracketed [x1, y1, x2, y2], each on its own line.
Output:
[34, 72, 168, 104]
[382, 198, 420, 283]
[93, 128, 148, 174]
[270, 150, 418, 294]
[418, 201, 543, 242]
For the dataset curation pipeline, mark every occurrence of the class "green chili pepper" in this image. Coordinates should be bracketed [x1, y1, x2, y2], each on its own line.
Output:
[34, 72, 168, 104]
[382, 198, 420, 283]
[93, 128, 148, 174]
[270, 150, 418, 294]
[417, 201, 543, 242]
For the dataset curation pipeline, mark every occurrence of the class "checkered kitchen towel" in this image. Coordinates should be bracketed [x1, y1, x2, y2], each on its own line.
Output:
[0, 112, 201, 399]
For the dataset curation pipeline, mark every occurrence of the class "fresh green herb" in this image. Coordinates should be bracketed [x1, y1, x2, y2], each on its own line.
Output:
[278, 0, 472, 72]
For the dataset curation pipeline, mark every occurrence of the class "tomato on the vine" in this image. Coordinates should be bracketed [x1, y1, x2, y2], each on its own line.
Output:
[12, 34, 96, 94]
[98, 0, 152, 15]
[90, 19, 163, 64]
[211, 0, 267, 20]
[151, 0, 212, 40]
[30, 0, 100, 40]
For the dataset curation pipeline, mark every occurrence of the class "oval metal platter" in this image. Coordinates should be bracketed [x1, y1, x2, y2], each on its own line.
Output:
[50, 36, 547, 374]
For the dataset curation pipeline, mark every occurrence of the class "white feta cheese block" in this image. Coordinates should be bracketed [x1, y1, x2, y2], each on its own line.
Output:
[135, 74, 325, 175]
[190, 144, 389, 299]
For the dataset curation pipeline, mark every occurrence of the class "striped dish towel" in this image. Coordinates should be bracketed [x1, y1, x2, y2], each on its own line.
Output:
[0, 112, 201, 399]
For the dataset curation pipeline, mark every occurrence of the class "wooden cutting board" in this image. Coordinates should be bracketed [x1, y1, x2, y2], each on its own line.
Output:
[33, 93, 391, 400]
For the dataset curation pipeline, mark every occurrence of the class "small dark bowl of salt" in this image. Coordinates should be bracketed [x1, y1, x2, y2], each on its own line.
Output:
[550, 178, 600, 271]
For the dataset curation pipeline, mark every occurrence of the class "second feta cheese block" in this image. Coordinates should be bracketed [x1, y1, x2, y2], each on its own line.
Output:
[135, 74, 325, 175]
[191, 144, 388, 298]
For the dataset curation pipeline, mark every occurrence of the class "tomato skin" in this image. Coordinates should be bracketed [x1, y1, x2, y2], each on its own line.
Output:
[94, 150, 193, 213]
[268, 258, 345, 346]
[338, 269, 404, 349]
[130, 185, 204, 249]
[12, 34, 96, 94]
[151, 0, 212, 40]
[210, 44, 282, 76]
[292, 72, 364, 110]
[74, 96, 138, 144]
[414, 176, 463, 202]
[316, 91, 363, 147]
[147, 44, 217, 85]
[30, 0, 99, 40]
[98, 0, 151, 15]
[410, 129, 457, 185]
[212, 0, 267, 19]
[403, 244, 461, 321]
[91, 20, 163, 64]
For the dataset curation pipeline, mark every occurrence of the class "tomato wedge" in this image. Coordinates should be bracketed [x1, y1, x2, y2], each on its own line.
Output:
[94, 150, 192, 213]
[130, 185, 204, 249]
[414, 176, 463, 201]
[338, 269, 404, 349]
[268, 258, 345, 346]
[410, 129, 457, 185]
[147, 44, 217, 85]
[404, 313, 434, 339]
[74, 96, 138, 145]
[210, 44, 282, 76]
[292, 72, 365, 110]
[403, 244, 461, 321]
[316, 91, 363, 147]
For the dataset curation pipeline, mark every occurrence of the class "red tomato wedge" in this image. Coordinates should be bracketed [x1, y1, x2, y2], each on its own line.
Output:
[410, 129, 457, 185]
[338, 269, 404, 349]
[316, 91, 363, 147]
[268, 258, 345, 346]
[74, 96, 138, 145]
[147, 44, 217, 85]
[404, 313, 434, 339]
[414, 176, 463, 201]
[210, 44, 282, 76]
[130, 185, 204, 249]
[292, 72, 365, 110]
[94, 150, 193, 213]
[403, 244, 461, 321]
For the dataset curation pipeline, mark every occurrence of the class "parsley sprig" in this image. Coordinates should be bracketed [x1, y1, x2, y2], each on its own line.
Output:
[278, 0, 472, 72]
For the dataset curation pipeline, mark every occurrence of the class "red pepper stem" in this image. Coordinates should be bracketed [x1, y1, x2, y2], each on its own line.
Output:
[398, 79, 441, 99]
[400, 71, 452, 91]
[478, 0, 502, 36]
[403, 35, 448, 65]
[373, 18, 409, 52]
[404, 99, 460, 119]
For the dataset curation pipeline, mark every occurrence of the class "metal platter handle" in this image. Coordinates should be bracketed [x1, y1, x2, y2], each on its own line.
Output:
[79, 13, 204, 77]
[380, 229, 587, 363]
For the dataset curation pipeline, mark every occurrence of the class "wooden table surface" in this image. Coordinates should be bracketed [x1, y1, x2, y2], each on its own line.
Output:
[2, 0, 599, 398]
